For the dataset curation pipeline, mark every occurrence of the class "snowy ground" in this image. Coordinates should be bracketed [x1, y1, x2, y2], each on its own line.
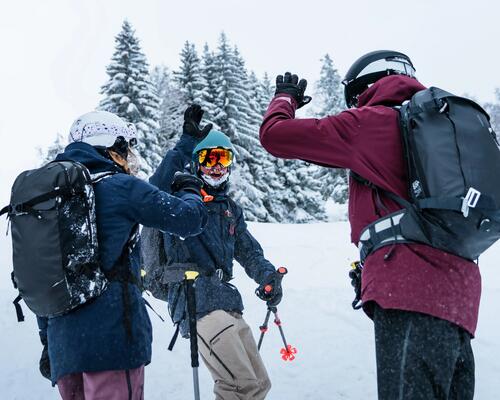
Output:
[0, 221, 499, 399]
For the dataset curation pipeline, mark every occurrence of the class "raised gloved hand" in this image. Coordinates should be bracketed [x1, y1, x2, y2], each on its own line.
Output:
[39, 341, 51, 381]
[255, 267, 287, 307]
[171, 172, 204, 197]
[183, 104, 213, 139]
[275, 72, 312, 109]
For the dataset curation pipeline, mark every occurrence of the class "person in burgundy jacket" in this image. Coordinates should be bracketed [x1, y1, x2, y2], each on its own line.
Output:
[259, 50, 480, 400]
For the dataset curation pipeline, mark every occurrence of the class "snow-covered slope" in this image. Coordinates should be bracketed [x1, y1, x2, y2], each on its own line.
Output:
[0, 221, 499, 399]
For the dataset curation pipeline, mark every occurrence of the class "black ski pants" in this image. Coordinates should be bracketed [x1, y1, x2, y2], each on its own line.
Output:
[373, 304, 474, 400]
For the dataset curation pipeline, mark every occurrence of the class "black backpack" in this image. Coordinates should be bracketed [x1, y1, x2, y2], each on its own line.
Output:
[140, 226, 169, 301]
[1, 161, 111, 319]
[356, 87, 500, 261]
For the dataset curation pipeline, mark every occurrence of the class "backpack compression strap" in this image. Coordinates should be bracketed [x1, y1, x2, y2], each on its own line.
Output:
[2, 186, 76, 217]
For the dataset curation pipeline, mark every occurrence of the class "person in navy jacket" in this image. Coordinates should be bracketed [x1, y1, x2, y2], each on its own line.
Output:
[37, 110, 207, 400]
[149, 105, 282, 400]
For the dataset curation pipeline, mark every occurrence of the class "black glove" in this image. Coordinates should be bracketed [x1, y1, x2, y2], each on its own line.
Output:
[171, 172, 204, 196]
[183, 104, 213, 139]
[275, 72, 312, 109]
[39, 343, 51, 381]
[349, 262, 363, 310]
[256, 272, 283, 307]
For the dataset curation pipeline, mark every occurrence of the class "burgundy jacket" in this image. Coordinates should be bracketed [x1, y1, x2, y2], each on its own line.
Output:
[260, 75, 481, 336]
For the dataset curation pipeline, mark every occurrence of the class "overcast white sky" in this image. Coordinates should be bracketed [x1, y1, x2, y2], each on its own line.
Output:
[0, 0, 499, 201]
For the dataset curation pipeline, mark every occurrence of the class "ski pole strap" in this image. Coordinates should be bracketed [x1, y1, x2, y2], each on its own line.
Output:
[144, 298, 164, 322]
[13, 294, 24, 322]
[168, 322, 181, 351]
[358, 209, 413, 262]
[185, 271, 200, 368]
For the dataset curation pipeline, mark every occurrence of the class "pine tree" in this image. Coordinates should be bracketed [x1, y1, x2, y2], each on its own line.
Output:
[200, 43, 219, 121]
[313, 54, 349, 204]
[99, 20, 161, 175]
[150, 65, 184, 153]
[175, 41, 209, 107]
[485, 88, 500, 141]
[39, 133, 67, 165]
[214, 38, 270, 220]
[314, 54, 345, 116]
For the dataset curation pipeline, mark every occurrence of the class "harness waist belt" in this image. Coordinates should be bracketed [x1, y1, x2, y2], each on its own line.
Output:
[358, 210, 414, 261]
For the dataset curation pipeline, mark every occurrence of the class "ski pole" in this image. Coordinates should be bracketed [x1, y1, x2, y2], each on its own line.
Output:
[184, 271, 200, 400]
[270, 307, 297, 361]
[256, 267, 287, 351]
[256, 267, 297, 361]
[257, 307, 272, 351]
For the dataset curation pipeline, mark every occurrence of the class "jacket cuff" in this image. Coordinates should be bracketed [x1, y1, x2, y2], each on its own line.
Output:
[273, 94, 298, 108]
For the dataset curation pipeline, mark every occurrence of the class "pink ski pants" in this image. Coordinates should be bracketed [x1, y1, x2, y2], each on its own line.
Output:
[57, 365, 144, 400]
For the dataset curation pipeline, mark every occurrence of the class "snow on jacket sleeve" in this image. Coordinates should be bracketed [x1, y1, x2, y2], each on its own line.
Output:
[125, 176, 207, 238]
[149, 134, 198, 193]
[259, 95, 362, 169]
[233, 206, 276, 284]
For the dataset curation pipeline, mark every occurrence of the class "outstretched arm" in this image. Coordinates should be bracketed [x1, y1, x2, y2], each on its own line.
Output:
[149, 134, 198, 193]
[150, 104, 213, 192]
[260, 72, 360, 169]
[260, 94, 359, 169]
[126, 176, 207, 238]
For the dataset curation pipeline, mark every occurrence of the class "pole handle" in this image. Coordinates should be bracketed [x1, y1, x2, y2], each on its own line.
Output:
[185, 270, 200, 281]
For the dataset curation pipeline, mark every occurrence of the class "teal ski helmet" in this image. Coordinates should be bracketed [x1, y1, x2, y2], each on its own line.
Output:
[192, 130, 235, 187]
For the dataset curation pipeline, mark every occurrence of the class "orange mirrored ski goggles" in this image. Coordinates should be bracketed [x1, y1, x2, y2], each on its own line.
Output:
[198, 148, 233, 168]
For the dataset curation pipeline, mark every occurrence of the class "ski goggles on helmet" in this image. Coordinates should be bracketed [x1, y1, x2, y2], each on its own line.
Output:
[197, 148, 233, 168]
[353, 57, 416, 82]
[110, 135, 138, 158]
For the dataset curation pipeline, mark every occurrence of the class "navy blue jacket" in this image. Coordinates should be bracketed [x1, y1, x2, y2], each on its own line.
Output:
[38, 142, 207, 384]
[149, 134, 276, 336]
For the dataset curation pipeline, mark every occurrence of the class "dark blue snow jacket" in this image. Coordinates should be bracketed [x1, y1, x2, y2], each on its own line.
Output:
[150, 134, 276, 336]
[37, 142, 207, 385]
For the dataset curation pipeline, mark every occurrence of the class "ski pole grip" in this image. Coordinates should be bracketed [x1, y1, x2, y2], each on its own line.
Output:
[264, 267, 287, 293]
[264, 267, 288, 294]
[185, 271, 200, 368]
[185, 271, 200, 281]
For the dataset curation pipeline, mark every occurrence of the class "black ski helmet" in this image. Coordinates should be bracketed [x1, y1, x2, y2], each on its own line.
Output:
[342, 50, 416, 108]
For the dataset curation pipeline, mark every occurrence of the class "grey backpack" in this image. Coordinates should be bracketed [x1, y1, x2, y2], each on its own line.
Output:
[1, 161, 110, 319]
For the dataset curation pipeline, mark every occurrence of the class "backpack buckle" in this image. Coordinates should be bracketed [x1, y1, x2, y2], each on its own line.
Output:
[12, 204, 28, 216]
[461, 188, 481, 217]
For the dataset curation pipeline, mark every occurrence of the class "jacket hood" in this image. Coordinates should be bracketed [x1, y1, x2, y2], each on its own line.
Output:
[357, 75, 426, 108]
[55, 142, 123, 174]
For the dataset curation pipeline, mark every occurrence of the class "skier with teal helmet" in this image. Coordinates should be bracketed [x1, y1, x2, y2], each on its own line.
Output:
[149, 105, 282, 399]
[191, 129, 235, 189]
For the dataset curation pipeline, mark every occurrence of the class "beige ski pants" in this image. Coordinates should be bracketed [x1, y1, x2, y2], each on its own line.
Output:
[197, 310, 272, 400]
